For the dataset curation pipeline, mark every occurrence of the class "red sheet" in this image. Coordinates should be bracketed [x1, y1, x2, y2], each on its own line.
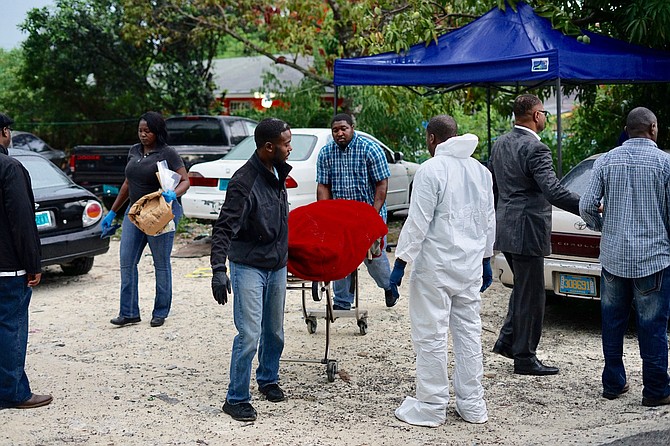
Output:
[287, 200, 388, 281]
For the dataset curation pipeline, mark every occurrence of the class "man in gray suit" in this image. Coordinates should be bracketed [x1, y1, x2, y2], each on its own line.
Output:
[489, 94, 580, 376]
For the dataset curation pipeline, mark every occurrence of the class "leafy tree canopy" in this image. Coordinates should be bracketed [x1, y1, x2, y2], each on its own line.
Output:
[11, 0, 221, 146]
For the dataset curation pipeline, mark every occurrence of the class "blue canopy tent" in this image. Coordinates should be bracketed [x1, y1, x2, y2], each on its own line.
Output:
[333, 1, 670, 175]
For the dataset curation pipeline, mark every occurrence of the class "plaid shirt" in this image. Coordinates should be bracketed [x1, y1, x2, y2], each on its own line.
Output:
[316, 132, 391, 220]
[580, 138, 670, 278]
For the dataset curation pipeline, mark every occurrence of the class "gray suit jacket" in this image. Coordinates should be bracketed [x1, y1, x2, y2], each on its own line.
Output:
[489, 127, 580, 257]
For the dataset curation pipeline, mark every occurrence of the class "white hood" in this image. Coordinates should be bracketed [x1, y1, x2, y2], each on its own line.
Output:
[434, 133, 479, 158]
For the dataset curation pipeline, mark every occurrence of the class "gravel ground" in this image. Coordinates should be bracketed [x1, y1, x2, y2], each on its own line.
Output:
[2, 226, 670, 446]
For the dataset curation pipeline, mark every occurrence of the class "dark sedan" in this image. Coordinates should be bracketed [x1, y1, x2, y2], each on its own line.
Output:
[10, 149, 110, 275]
[11, 131, 68, 171]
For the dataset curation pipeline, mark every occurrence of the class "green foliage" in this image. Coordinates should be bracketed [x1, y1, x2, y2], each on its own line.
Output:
[5, 0, 219, 149]
[4, 0, 670, 167]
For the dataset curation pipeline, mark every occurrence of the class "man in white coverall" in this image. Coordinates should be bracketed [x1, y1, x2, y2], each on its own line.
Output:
[391, 114, 495, 427]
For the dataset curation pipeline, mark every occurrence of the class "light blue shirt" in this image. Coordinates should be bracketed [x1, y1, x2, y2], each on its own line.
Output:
[579, 138, 670, 278]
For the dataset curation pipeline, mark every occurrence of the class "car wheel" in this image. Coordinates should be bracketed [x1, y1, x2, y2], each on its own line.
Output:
[60, 257, 95, 275]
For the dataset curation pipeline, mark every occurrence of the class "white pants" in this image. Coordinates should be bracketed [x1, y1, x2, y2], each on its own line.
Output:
[395, 267, 488, 427]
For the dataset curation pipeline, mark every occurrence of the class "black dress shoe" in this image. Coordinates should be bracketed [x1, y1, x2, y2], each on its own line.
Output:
[150, 317, 165, 327]
[492, 341, 514, 359]
[514, 357, 559, 376]
[110, 316, 141, 326]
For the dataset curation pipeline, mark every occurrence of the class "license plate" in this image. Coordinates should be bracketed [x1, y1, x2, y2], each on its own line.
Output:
[559, 274, 597, 296]
[218, 179, 230, 191]
[35, 210, 53, 228]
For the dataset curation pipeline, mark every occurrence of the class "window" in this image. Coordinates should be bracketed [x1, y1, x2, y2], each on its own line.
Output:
[229, 101, 252, 113]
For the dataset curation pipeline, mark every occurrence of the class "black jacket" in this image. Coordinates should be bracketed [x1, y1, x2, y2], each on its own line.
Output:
[489, 127, 580, 257]
[211, 151, 291, 272]
[0, 150, 41, 273]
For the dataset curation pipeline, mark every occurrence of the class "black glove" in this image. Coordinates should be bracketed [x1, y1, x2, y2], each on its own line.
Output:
[212, 270, 232, 305]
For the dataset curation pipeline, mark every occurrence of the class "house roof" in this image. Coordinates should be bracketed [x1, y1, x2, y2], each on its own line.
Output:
[211, 55, 312, 96]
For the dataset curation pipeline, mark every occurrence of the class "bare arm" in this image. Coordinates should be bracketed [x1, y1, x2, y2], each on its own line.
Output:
[317, 183, 332, 201]
[109, 180, 130, 213]
[373, 179, 388, 213]
[174, 166, 190, 197]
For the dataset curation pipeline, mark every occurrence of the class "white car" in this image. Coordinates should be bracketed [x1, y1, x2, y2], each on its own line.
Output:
[494, 154, 603, 300]
[181, 128, 420, 219]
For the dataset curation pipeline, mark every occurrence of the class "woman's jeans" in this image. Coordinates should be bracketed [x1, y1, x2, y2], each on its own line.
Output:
[601, 266, 670, 400]
[0, 276, 32, 407]
[226, 261, 287, 405]
[118, 201, 182, 320]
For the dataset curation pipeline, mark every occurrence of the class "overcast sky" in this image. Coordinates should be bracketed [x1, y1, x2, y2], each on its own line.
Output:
[1, 1, 54, 50]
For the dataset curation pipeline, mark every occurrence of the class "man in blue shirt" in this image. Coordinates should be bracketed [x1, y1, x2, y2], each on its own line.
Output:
[316, 113, 398, 310]
[580, 107, 670, 407]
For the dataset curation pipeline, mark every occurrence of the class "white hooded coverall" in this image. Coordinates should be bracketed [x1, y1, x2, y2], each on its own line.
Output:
[394, 134, 495, 427]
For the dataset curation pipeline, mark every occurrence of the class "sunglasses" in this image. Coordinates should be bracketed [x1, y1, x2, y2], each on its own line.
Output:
[537, 110, 550, 117]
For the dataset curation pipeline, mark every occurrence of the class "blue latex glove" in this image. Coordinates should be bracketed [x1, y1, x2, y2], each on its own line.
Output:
[390, 258, 407, 287]
[481, 257, 493, 292]
[101, 210, 116, 232]
[100, 210, 119, 239]
[162, 190, 177, 203]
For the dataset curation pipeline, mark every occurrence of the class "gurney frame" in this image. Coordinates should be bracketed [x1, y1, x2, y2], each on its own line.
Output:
[284, 270, 368, 382]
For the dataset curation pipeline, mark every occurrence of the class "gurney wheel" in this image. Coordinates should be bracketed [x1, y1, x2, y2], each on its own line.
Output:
[357, 319, 368, 336]
[306, 318, 317, 334]
[311, 282, 322, 302]
[326, 360, 338, 382]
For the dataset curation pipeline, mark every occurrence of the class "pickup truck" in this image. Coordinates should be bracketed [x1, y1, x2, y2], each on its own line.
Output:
[70, 115, 257, 209]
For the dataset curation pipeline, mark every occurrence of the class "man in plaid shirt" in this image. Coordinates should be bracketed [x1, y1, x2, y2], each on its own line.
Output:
[580, 107, 670, 407]
[316, 113, 399, 310]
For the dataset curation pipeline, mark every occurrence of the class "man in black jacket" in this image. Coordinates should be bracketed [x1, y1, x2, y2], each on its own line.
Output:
[210, 118, 292, 421]
[489, 95, 580, 376]
[0, 113, 52, 409]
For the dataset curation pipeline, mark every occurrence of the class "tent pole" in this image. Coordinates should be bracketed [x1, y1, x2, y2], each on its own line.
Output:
[334, 86, 339, 114]
[487, 87, 492, 160]
[556, 78, 563, 178]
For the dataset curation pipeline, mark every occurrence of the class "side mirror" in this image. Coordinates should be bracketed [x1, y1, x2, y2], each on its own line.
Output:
[394, 152, 404, 162]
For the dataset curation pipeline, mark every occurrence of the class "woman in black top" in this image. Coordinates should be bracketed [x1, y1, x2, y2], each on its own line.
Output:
[102, 111, 190, 327]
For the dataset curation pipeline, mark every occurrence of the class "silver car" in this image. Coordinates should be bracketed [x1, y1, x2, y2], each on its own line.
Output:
[494, 154, 602, 300]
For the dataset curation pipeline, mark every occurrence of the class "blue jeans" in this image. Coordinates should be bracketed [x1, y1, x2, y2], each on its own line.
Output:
[118, 201, 182, 319]
[601, 266, 670, 400]
[226, 261, 287, 405]
[0, 276, 32, 407]
[333, 236, 391, 310]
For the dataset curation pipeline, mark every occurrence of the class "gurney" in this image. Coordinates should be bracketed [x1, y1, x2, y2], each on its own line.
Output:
[282, 199, 385, 382]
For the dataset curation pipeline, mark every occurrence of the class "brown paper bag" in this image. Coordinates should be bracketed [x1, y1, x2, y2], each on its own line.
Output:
[128, 190, 174, 236]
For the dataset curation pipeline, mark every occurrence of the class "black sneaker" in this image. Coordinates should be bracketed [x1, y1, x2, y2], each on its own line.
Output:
[385, 286, 399, 307]
[259, 383, 285, 402]
[222, 401, 257, 421]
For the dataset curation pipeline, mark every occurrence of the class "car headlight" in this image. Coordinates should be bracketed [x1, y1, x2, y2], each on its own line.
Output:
[82, 200, 103, 227]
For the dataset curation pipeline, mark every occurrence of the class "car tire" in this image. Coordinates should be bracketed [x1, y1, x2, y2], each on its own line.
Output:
[60, 257, 95, 275]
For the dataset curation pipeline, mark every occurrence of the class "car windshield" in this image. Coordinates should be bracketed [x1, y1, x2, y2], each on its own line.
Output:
[560, 158, 596, 196]
[167, 118, 228, 146]
[12, 133, 53, 153]
[224, 134, 318, 162]
[18, 155, 72, 189]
